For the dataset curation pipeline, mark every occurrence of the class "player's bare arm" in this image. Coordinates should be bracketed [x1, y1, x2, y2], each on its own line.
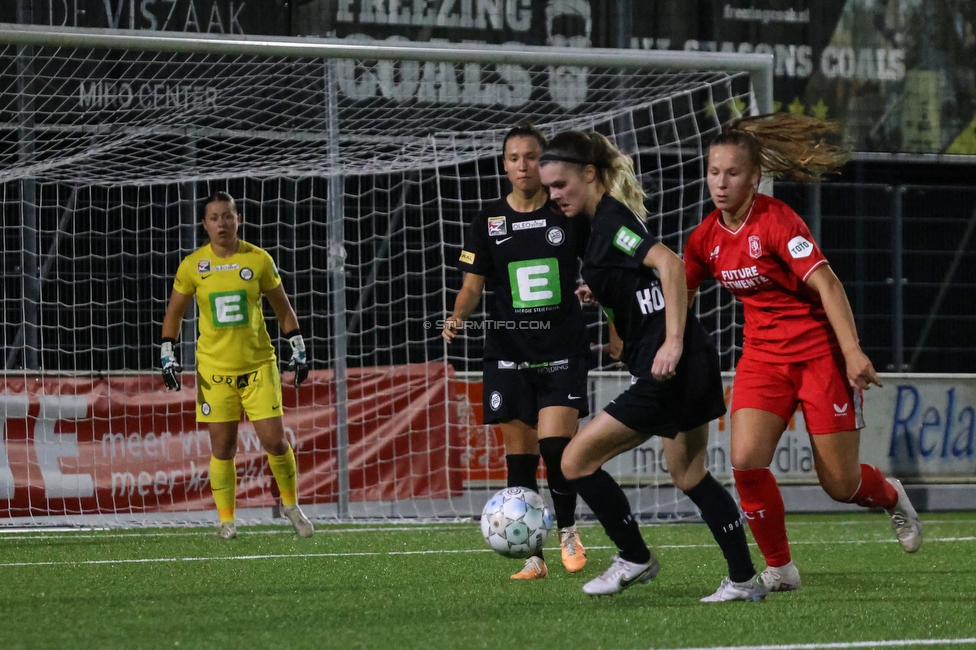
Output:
[443, 272, 485, 343]
[161, 289, 194, 340]
[805, 265, 882, 390]
[643, 242, 687, 381]
[264, 284, 301, 334]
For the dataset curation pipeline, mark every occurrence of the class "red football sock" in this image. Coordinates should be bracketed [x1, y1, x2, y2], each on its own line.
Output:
[733, 467, 791, 567]
[847, 464, 898, 509]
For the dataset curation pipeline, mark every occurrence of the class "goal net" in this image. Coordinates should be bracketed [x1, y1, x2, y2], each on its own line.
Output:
[0, 24, 770, 527]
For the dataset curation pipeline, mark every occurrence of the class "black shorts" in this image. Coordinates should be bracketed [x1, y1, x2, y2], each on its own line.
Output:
[482, 356, 589, 427]
[603, 346, 726, 439]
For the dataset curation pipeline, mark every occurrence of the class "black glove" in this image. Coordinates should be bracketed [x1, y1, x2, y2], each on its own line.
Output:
[160, 338, 182, 391]
[286, 331, 309, 387]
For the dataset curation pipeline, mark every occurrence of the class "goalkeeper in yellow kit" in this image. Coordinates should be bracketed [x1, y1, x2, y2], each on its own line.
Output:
[160, 191, 313, 539]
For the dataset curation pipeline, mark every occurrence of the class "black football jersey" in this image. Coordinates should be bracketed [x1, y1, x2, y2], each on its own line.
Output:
[581, 195, 710, 378]
[457, 197, 590, 362]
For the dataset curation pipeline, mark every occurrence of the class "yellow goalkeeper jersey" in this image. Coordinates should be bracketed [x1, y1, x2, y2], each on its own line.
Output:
[173, 240, 282, 374]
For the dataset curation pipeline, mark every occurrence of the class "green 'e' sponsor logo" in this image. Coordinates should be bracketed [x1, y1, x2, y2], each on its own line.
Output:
[209, 290, 249, 328]
[613, 226, 643, 256]
[508, 258, 561, 308]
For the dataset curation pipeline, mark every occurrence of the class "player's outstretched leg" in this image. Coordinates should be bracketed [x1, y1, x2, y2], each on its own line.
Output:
[570, 468, 658, 595]
[683, 472, 767, 602]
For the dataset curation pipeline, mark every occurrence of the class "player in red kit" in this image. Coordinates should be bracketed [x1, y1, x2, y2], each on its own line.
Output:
[685, 114, 923, 592]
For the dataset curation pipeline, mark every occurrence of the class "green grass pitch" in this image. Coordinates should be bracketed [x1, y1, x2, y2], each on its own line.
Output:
[0, 512, 974, 649]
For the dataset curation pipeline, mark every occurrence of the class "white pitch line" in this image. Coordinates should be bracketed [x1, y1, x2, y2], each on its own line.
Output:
[0, 525, 458, 541]
[0, 547, 505, 568]
[647, 639, 976, 650]
[1, 536, 975, 569]
[0, 517, 972, 541]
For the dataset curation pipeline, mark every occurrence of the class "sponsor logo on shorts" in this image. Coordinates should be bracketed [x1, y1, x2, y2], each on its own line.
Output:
[833, 403, 849, 415]
[488, 216, 507, 236]
[512, 219, 546, 231]
[567, 393, 581, 400]
[239, 267, 253, 281]
[489, 391, 502, 411]
[546, 226, 565, 245]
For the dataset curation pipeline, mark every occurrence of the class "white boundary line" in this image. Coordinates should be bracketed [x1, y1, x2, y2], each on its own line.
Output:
[0, 536, 974, 568]
[648, 640, 976, 650]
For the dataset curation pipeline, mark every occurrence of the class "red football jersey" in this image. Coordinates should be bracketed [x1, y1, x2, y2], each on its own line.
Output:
[685, 194, 838, 363]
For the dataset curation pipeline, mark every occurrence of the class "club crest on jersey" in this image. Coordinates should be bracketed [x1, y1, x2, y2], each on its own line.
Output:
[240, 268, 253, 281]
[748, 235, 762, 259]
[546, 227, 565, 246]
[198, 260, 211, 273]
[487, 216, 507, 236]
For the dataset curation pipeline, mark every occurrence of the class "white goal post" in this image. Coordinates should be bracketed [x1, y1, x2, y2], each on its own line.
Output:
[0, 23, 772, 526]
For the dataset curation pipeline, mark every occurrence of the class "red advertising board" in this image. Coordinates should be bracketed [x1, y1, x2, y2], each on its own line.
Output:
[0, 363, 467, 518]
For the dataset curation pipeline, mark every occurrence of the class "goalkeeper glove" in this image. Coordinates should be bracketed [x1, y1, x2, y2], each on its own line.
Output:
[160, 338, 181, 391]
[285, 330, 309, 387]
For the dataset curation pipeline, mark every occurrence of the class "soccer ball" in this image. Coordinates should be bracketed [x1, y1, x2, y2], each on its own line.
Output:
[480, 487, 553, 558]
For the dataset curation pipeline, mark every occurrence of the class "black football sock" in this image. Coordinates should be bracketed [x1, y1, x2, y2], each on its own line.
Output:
[684, 472, 756, 583]
[506, 454, 544, 560]
[538, 437, 577, 529]
[570, 469, 650, 565]
[506, 454, 540, 492]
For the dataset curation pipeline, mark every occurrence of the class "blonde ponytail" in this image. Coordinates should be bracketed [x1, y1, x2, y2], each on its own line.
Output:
[713, 113, 849, 181]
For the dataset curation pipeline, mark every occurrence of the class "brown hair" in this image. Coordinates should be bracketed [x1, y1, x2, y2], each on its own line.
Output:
[204, 191, 238, 214]
[711, 113, 850, 182]
[502, 122, 547, 154]
[540, 130, 648, 221]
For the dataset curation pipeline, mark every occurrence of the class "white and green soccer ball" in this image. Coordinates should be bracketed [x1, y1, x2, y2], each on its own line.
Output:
[480, 487, 553, 558]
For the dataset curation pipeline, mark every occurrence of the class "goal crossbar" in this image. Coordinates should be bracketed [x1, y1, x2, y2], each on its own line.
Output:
[0, 23, 773, 113]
